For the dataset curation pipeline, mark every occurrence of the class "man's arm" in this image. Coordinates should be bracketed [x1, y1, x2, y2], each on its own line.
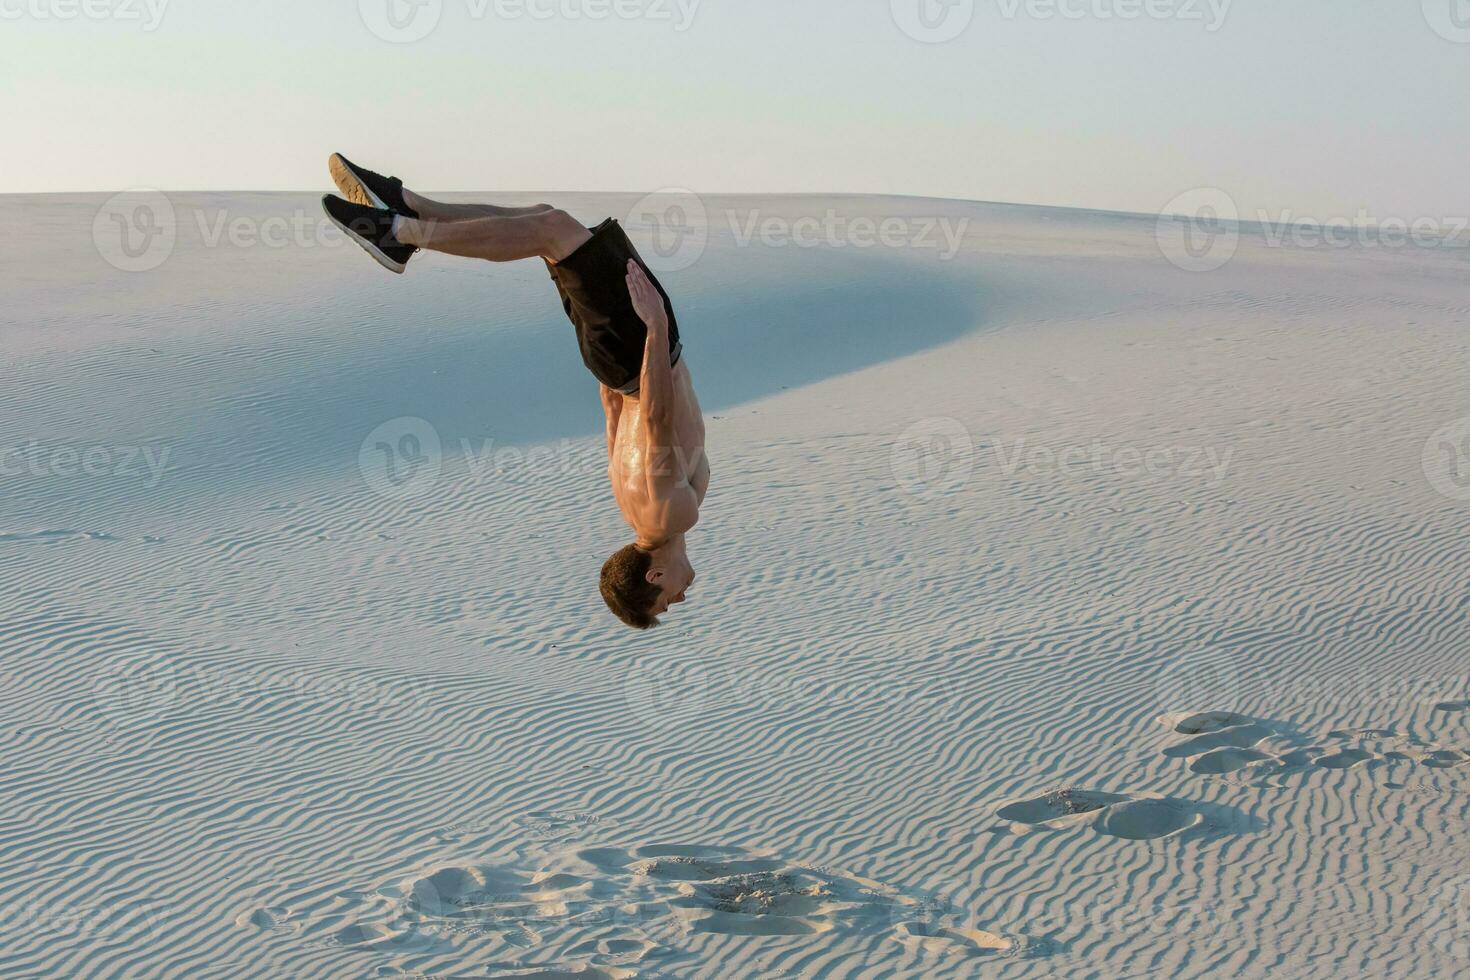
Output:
[625, 262, 697, 531]
[627, 261, 675, 437]
[600, 384, 623, 463]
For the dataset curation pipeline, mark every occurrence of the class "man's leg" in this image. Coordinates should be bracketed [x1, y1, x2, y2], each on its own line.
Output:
[393, 208, 592, 264]
[402, 189, 555, 222]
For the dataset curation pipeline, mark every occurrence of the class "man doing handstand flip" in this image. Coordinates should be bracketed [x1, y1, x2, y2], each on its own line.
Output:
[321, 154, 707, 629]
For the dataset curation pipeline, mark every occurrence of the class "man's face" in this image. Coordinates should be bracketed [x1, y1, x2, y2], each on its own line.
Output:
[649, 561, 695, 616]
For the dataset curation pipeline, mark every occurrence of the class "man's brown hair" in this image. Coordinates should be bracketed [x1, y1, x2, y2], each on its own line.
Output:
[600, 544, 663, 630]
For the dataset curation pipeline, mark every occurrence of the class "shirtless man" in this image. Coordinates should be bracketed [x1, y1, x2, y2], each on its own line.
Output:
[320, 154, 707, 629]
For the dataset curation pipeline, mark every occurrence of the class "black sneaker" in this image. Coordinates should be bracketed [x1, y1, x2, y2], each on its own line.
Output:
[321, 195, 416, 275]
[328, 153, 420, 218]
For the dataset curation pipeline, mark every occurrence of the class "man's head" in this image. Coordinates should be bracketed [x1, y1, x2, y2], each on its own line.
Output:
[599, 538, 696, 629]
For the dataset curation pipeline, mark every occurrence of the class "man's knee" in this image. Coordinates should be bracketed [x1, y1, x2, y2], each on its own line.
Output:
[537, 209, 590, 261]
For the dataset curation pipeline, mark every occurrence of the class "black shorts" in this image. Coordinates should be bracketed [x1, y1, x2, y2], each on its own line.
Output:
[547, 218, 682, 394]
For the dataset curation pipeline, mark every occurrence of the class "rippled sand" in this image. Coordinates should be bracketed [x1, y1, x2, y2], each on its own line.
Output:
[4, 193, 1470, 978]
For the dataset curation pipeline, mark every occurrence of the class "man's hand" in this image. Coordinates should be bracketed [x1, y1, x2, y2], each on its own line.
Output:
[626, 260, 668, 332]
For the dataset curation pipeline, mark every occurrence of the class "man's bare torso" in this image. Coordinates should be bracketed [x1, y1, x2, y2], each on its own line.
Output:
[608, 361, 709, 541]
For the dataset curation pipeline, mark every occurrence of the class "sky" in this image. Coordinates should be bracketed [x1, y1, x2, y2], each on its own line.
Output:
[5, 0, 1470, 220]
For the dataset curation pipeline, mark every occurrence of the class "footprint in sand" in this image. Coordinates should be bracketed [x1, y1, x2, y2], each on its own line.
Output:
[490, 969, 637, 980]
[576, 844, 986, 942]
[1158, 713, 1294, 777]
[565, 936, 658, 963]
[1093, 799, 1201, 841]
[1163, 723, 1278, 761]
[1312, 748, 1377, 770]
[995, 790, 1129, 827]
[1173, 711, 1253, 735]
[893, 920, 1014, 958]
[514, 810, 607, 842]
[248, 842, 1031, 970]
[996, 790, 1202, 841]
[1162, 713, 1470, 779]
[1189, 747, 1275, 775]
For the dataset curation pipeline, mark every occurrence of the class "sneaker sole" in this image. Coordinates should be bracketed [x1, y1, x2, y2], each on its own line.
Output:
[323, 203, 407, 275]
[329, 153, 388, 211]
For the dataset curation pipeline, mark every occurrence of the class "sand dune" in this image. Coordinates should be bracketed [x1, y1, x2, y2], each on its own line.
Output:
[4, 193, 1470, 977]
